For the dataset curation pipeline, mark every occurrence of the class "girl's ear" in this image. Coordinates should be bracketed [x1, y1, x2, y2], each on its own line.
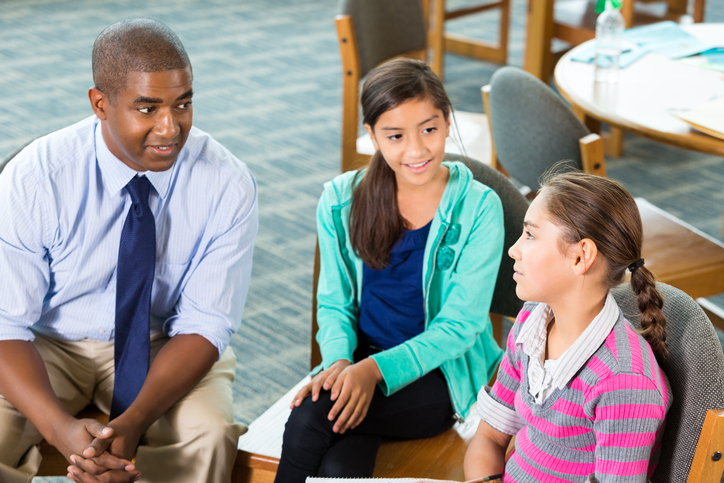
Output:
[571, 238, 599, 276]
[445, 116, 451, 138]
[364, 123, 380, 152]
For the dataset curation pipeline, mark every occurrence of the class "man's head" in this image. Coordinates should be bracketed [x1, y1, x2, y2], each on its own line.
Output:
[89, 18, 194, 172]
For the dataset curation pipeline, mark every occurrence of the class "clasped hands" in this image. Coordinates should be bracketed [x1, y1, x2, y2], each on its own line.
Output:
[57, 414, 143, 483]
[291, 358, 383, 434]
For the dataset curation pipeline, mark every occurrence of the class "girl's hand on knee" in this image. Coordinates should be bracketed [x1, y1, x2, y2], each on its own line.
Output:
[311, 359, 351, 402]
[328, 358, 382, 433]
[291, 360, 352, 408]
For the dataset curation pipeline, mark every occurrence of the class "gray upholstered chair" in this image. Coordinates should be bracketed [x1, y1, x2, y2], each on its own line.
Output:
[446, 154, 526, 331]
[482, 66, 724, 302]
[611, 282, 724, 482]
[483, 65, 605, 192]
[335, 0, 492, 173]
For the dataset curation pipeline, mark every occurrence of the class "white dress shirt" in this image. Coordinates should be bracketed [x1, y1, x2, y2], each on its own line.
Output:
[0, 116, 258, 355]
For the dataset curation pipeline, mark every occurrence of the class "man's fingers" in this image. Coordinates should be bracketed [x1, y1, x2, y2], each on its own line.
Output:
[83, 436, 113, 458]
[85, 419, 114, 439]
[69, 454, 108, 476]
[93, 452, 136, 471]
[68, 465, 141, 483]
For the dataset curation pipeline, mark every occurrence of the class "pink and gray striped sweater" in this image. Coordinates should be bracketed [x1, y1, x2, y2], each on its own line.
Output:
[479, 301, 671, 482]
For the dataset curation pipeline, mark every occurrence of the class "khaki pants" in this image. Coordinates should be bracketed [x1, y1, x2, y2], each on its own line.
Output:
[0, 332, 247, 483]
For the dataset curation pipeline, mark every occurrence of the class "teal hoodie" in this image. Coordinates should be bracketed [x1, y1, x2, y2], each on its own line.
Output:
[315, 161, 505, 419]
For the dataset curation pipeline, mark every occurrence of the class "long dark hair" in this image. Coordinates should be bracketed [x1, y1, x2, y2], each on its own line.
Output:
[540, 170, 668, 358]
[350, 58, 452, 270]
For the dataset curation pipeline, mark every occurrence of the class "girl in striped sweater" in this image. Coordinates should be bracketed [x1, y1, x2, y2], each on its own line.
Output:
[464, 171, 671, 483]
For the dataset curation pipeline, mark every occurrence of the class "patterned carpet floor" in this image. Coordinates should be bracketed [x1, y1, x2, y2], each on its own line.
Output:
[0, 1, 722, 480]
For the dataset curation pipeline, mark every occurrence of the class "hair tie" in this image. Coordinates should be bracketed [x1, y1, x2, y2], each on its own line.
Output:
[628, 258, 645, 272]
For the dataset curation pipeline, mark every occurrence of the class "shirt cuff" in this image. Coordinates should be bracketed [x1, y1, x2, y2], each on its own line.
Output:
[477, 385, 524, 436]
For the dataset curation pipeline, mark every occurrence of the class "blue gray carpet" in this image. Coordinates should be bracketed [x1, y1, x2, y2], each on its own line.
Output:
[0, 1, 721, 481]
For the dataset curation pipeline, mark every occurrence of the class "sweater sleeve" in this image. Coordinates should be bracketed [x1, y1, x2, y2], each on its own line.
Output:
[314, 185, 358, 368]
[587, 372, 668, 482]
[370, 188, 504, 394]
[477, 318, 526, 435]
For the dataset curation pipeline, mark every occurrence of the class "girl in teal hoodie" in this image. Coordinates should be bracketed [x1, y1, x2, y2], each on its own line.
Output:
[274, 58, 505, 483]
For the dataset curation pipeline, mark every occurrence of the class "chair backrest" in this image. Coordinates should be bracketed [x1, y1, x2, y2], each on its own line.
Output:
[336, 0, 429, 173]
[487, 66, 590, 191]
[445, 154, 526, 318]
[611, 282, 724, 482]
[339, 0, 427, 79]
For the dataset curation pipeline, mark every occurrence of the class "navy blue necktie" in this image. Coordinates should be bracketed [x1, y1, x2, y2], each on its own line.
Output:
[111, 176, 155, 420]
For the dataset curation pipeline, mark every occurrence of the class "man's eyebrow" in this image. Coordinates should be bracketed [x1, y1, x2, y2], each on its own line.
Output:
[177, 89, 193, 101]
[380, 114, 439, 131]
[134, 96, 163, 104]
[132, 90, 194, 104]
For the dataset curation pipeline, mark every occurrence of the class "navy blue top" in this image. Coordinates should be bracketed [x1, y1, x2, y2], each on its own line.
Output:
[358, 220, 432, 350]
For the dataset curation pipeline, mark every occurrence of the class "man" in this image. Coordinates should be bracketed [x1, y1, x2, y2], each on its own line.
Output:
[0, 18, 257, 483]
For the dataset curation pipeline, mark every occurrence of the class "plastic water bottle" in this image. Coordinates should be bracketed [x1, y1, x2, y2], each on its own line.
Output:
[594, 0, 625, 83]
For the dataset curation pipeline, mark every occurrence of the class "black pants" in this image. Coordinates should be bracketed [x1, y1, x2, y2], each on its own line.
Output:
[274, 352, 454, 483]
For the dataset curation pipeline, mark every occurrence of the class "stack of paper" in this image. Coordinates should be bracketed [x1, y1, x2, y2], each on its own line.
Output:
[672, 97, 724, 141]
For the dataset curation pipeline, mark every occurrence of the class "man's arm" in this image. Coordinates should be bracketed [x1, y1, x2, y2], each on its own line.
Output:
[0, 340, 135, 472]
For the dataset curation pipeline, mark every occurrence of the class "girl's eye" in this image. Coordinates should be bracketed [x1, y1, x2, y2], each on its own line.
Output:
[138, 106, 155, 114]
[525, 230, 534, 240]
[387, 134, 402, 141]
[423, 127, 437, 134]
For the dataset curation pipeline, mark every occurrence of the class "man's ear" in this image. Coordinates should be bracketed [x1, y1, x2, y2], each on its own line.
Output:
[571, 238, 598, 276]
[89, 87, 108, 120]
[363, 123, 380, 152]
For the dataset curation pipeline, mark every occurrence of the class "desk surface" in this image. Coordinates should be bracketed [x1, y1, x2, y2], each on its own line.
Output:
[554, 24, 724, 157]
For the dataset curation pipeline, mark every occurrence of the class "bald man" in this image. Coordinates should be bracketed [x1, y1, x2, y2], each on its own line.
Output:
[0, 18, 257, 483]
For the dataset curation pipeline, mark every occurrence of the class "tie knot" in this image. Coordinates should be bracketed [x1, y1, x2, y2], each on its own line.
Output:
[125, 176, 151, 207]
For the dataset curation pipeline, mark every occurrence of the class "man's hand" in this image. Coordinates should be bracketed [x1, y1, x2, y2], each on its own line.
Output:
[290, 359, 352, 408]
[67, 452, 139, 483]
[55, 417, 139, 482]
[80, 413, 144, 461]
[67, 406, 146, 481]
[327, 358, 382, 434]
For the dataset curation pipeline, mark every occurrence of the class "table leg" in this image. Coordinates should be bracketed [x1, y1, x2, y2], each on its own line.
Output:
[571, 105, 624, 158]
[524, 0, 554, 81]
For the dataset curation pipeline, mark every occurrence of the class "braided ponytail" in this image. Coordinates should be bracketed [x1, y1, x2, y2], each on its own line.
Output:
[629, 263, 668, 358]
[540, 168, 668, 359]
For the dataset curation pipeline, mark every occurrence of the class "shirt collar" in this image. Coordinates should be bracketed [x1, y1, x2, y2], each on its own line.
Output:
[94, 120, 174, 199]
[516, 292, 619, 390]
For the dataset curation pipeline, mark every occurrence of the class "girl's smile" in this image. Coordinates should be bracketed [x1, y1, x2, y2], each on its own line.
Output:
[365, 97, 450, 191]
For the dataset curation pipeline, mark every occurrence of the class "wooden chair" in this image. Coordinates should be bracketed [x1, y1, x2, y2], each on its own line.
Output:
[234, 157, 528, 483]
[481, 66, 724, 301]
[336, 0, 493, 174]
[525, 0, 707, 83]
[424, 0, 511, 78]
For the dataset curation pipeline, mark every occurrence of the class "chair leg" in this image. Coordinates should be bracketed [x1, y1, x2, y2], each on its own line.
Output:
[429, 0, 446, 79]
[523, 0, 554, 81]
